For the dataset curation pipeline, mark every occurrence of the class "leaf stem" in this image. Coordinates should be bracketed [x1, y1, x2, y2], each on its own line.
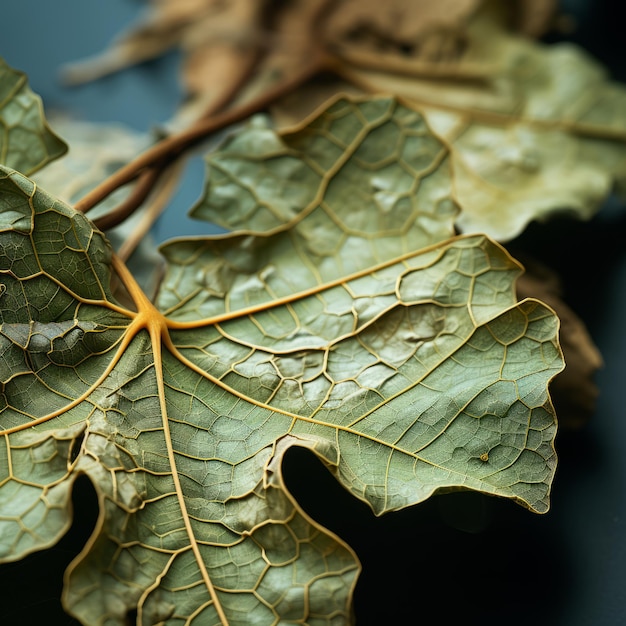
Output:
[91, 161, 164, 227]
[73, 54, 332, 216]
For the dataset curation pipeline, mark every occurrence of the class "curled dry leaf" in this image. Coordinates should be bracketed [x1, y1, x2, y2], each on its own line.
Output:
[0, 96, 563, 624]
[174, 0, 332, 127]
[323, 0, 479, 64]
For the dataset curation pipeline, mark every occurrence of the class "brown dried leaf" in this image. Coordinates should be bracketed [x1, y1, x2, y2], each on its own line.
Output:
[174, 0, 332, 126]
[64, 0, 542, 126]
[323, 0, 479, 60]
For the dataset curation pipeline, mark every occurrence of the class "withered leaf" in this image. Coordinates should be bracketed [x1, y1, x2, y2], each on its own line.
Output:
[63, 1, 626, 243]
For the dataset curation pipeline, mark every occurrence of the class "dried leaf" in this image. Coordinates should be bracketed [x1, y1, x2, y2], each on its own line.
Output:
[345, 14, 626, 240]
[323, 0, 479, 60]
[62, 1, 539, 123]
[0, 97, 563, 624]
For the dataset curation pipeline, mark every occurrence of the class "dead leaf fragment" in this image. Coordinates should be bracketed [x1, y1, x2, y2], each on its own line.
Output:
[63, 0, 550, 124]
[323, 0, 479, 60]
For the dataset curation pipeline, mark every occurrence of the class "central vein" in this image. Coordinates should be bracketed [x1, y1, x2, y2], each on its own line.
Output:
[114, 255, 229, 625]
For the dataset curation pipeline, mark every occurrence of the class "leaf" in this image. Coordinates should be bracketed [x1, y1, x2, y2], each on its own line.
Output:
[0, 97, 563, 624]
[30, 117, 166, 299]
[68, 1, 626, 243]
[61, 0, 544, 128]
[324, 0, 558, 57]
[0, 58, 67, 175]
[320, 0, 480, 62]
[343, 14, 626, 240]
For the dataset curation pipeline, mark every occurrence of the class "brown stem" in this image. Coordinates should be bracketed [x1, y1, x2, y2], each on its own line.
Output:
[116, 161, 184, 262]
[86, 39, 267, 225]
[74, 52, 332, 215]
[333, 45, 493, 82]
[91, 162, 165, 227]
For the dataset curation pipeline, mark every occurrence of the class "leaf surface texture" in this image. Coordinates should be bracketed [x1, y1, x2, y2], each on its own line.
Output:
[0, 58, 67, 175]
[0, 98, 563, 625]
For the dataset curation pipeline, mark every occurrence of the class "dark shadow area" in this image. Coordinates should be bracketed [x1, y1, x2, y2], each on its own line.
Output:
[0, 475, 99, 626]
[282, 447, 574, 625]
[507, 201, 626, 332]
[124, 608, 139, 626]
[547, 0, 626, 83]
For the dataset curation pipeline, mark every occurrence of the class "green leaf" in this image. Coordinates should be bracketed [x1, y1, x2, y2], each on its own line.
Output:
[0, 58, 67, 175]
[30, 116, 164, 299]
[0, 97, 563, 625]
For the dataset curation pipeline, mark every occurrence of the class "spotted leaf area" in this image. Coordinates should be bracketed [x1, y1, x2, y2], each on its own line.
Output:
[0, 97, 563, 625]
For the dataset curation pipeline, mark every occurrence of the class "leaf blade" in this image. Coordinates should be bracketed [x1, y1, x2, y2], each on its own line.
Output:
[0, 96, 563, 624]
[0, 59, 67, 175]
